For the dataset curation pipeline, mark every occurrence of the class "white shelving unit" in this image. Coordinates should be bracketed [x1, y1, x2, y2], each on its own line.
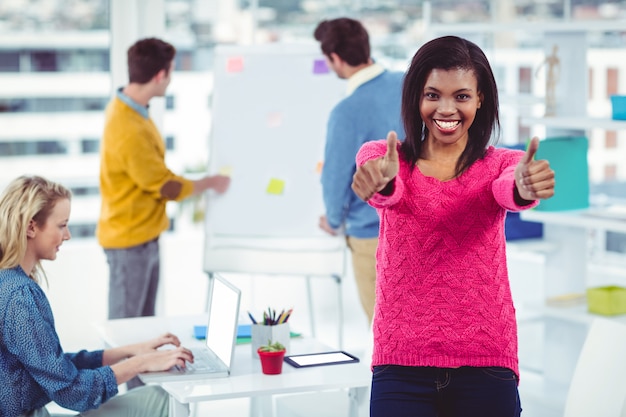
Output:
[521, 116, 626, 132]
[427, 20, 626, 35]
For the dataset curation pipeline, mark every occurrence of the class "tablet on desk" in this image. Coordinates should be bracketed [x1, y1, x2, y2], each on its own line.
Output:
[284, 351, 359, 368]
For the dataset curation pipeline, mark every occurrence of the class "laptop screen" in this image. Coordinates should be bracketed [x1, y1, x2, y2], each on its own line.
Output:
[206, 274, 241, 368]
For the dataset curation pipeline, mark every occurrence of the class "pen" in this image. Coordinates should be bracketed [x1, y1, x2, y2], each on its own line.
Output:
[247, 311, 257, 324]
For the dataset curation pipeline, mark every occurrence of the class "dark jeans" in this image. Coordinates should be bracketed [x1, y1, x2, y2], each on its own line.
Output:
[370, 365, 522, 417]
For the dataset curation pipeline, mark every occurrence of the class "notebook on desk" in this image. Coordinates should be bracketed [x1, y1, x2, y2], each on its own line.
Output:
[138, 273, 241, 383]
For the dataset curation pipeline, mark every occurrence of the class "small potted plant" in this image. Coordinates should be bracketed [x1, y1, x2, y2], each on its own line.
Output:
[257, 339, 286, 375]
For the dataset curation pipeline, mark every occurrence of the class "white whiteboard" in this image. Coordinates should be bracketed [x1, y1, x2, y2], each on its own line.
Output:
[204, 43, 347, 275]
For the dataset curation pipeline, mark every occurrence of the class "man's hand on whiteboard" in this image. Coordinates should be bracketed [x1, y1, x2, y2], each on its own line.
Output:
[191, 175, 231, 196]
[319, 215, 339, 236]
[207, 175, 231, 194]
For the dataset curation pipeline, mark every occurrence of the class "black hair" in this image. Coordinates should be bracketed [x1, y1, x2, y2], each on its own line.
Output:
[400, 35, 500, 176]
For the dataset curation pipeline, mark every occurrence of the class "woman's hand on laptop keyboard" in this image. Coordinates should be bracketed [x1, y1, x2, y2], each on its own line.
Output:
[139, 346, 195, 373]
[106, 332, 195, 384]
[131, 332, 184, 355]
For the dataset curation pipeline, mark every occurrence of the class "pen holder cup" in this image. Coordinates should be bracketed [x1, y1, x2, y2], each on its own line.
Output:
[251, 323, 290, 358]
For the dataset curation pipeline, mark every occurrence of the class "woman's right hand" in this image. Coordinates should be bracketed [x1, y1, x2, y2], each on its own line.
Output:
[110, 345, 194, 384]
[140, 346, 195, 373]
[352, 131, 399, 201]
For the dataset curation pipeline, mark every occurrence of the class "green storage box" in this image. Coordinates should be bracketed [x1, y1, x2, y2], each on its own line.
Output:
[534, 136, 589, 211]
[587, 286, 626, 316]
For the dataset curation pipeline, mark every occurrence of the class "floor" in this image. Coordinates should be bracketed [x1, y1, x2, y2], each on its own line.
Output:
[44, 225, 568, 416]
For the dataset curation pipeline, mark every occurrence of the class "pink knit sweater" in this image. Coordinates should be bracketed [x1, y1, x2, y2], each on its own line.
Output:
[357, 140, 538, 378]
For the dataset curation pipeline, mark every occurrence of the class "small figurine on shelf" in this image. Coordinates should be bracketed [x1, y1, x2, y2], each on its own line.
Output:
[257, 340, 286, 375]
[535, 44, 560, 116]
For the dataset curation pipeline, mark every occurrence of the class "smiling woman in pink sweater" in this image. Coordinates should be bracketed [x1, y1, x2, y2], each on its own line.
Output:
[352, 36, 555, 417]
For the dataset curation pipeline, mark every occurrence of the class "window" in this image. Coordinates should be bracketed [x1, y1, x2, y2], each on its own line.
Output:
[31, 51, 58, 72]
[0, 51, 20, 72]
[0, 99, 26, 112]
[165, 135, 175, 150]
[607, 67, 619, 97]
[175, 51, 194, 71]
[604, 164, 617, 180]
[68, 223, 97, 238]
[70, 186, 100, 196]
[11, 50, 110, 73]
[0, 140, 68, 156]
[36, 140, 68, 154]
[518, 66, 532, 94]
[81, 139, 100, 154]
[166, 95, 175, 110]
[0, 97, 108, 113]
[57, 50, 110, 72]
[605, 131, 617, 149]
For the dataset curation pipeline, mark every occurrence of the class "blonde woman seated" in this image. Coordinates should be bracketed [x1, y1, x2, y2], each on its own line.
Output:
[0, 175, 194, 417]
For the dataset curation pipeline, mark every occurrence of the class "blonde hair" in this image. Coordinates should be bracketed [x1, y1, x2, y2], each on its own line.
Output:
[0, 175, 71, 284]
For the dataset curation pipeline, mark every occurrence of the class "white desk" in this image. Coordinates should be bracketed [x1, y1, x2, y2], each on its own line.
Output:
[94, 315, 371, 417]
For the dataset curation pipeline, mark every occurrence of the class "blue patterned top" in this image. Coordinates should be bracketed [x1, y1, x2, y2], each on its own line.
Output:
[0, 266, 118, 417]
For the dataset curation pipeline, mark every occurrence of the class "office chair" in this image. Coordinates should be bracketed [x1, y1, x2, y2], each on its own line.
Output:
[563, 317, 626, 417]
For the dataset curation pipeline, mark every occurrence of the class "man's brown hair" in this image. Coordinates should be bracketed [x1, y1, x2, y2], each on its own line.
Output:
[313, 18, 370, 66]
[127, 37, 176, 84]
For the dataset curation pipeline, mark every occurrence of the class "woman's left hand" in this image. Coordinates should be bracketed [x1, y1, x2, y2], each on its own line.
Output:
[134, 332, 182, 355]
[514, 136, 555, 201]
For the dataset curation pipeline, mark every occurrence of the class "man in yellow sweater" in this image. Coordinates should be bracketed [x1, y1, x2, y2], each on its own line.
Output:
[97, 38, 230, 324]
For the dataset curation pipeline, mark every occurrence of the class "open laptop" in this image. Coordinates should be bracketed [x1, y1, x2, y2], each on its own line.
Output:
[139, 273, 242, 383]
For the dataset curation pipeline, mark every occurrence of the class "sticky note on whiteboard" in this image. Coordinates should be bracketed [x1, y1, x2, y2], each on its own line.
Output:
[266, 178, 285, 195]
[218, 166, 233, 177]
[267, 112, 283, 128]
[227, 56, 244, 73]
[313, 59, 329, 74]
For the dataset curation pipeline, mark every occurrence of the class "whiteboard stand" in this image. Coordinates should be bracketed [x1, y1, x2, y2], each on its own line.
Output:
[202, 237, 347, 349]
[304, 273, 344, 348]
[203, 271, 345, 349]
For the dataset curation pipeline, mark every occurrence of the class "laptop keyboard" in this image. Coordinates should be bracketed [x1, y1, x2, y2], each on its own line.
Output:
[175, 350, 217, 373]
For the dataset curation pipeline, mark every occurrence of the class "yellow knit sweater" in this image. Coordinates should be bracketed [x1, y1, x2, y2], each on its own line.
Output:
[97, 97, 193, 248]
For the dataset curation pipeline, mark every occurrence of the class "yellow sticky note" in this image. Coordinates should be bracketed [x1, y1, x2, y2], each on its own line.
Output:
[266, 178, 285, 195]
[219, 166, 233, 177]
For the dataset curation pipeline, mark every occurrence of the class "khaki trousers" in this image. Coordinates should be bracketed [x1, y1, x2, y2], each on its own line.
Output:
[346, 236, 378, 325]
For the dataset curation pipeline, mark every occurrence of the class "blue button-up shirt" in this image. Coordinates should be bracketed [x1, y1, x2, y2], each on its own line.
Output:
[0, 266, 118, 417]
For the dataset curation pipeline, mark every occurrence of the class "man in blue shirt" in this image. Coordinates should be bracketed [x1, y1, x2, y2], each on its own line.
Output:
[314, 18, 405, 324]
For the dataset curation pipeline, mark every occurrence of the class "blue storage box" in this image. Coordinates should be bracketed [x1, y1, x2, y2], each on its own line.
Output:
[611, 95, 626, 120]
[501, 143, 544, 240]
[505, 211, 543, 241]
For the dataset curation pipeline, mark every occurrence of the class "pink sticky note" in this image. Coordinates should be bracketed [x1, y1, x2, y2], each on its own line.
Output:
[313, 59, 329, 74]
[267, 112, 283, 128]
[227, 56, 244, 73]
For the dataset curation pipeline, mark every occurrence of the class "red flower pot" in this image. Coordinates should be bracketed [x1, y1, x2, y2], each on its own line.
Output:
[257, 348, 286, 375]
